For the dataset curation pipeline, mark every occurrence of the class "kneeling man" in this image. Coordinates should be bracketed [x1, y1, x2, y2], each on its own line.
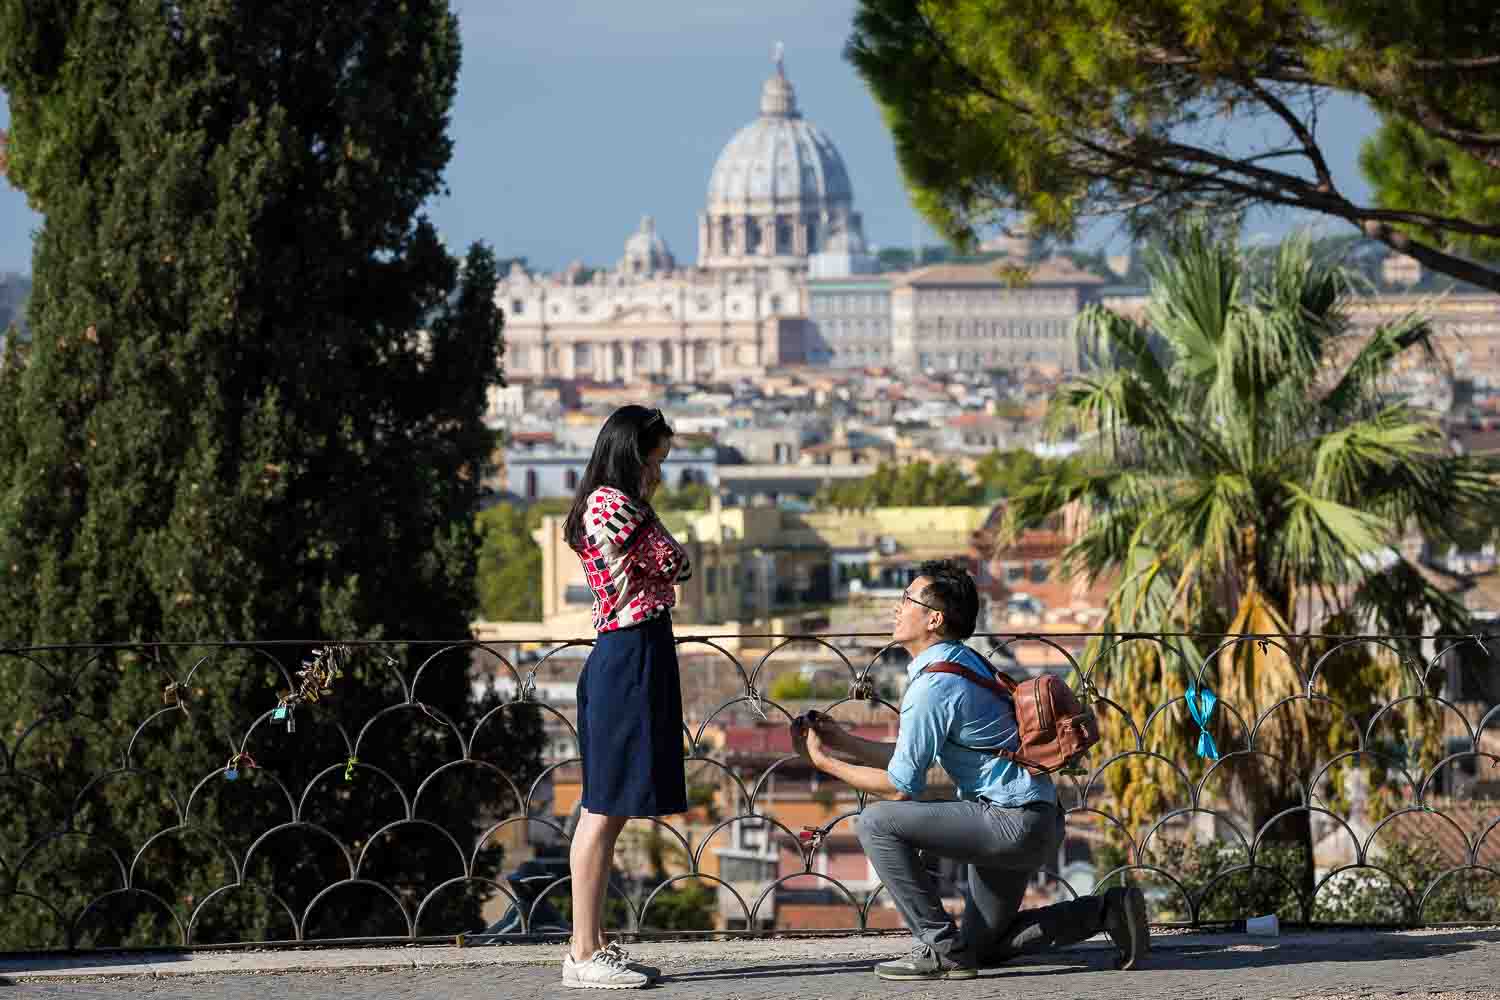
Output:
[793, 560, 1148, 981]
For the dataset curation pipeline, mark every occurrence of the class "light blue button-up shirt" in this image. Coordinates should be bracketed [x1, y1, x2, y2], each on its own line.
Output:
[885, 640, 1057, 806]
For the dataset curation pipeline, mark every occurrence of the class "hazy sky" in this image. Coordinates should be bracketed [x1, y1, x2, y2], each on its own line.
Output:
[0, 1, 1382, 276]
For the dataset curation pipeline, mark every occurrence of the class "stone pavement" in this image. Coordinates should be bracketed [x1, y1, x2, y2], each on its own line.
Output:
[3, 929, 1499, 999]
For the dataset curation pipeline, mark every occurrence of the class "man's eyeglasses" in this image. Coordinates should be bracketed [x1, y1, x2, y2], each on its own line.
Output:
[900, 590, 942, 613]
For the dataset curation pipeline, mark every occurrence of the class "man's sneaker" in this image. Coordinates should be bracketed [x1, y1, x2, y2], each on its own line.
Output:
[874, 942, 978, 981]
[601, 942, 660, 981]
[562, 947, 650, 990]
[1102, 886, 1150, 970]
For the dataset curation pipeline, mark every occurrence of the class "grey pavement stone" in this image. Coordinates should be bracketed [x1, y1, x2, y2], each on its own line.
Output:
[2, 930, 1498, 999]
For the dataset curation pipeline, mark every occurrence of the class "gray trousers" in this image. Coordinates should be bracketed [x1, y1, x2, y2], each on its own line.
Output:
[855, 798, 1107, 965]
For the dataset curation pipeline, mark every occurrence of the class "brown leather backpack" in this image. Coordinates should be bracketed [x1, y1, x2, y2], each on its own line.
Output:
[924, 661, 1100, 776]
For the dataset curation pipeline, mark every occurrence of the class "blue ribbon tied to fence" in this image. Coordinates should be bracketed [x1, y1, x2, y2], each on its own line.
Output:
[1184, 682, 1220, 761]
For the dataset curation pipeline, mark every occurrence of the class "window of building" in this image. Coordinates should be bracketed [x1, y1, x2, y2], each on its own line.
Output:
[1006, 564, 1025, 583]
[707, 567, 718, 595]
[564, 584, 594, 605]
[565, 469, 579, 490]
[1030, 561, 1049, 583]
[525, 469, 538, 501]
[510, 299, 524, 316]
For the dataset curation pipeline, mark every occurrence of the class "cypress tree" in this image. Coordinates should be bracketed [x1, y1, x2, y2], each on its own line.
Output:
[0, 2, 542, 948]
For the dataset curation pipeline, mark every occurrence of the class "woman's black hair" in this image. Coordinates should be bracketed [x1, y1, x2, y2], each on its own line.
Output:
[563, 405, 674, 551]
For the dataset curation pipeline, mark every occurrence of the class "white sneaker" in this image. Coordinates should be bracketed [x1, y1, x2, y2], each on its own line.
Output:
[562, 947, 650, 990]
[600, 942, 660, 980]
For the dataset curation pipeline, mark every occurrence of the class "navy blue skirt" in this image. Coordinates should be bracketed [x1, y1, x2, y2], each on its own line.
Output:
[577, 614, 688, 817]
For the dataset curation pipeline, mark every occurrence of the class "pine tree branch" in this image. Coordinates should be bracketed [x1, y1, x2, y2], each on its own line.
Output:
[1240, 78, 1337, 194]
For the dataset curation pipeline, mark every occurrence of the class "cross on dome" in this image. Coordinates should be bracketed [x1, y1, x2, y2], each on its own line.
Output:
[760, 44, 799, 119]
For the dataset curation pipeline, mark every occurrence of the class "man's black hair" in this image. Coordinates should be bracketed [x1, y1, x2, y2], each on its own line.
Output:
[916, 559, 979, 640]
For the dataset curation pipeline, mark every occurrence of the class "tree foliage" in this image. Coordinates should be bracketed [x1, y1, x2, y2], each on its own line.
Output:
[813, 452, 1073, 511]
[0, 271, 28, 338]
[654, 480, 715, 512]
[814, 459, 978, 510]
[476, 500, 567, 622]
[848, 0, 1500, 291]
[1004, 227, 1500, 898]
[973, 448, 1075, 499]
[0, 1, 543, 948]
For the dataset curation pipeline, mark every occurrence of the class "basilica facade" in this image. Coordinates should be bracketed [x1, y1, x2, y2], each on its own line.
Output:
[494, 53, 873, 383]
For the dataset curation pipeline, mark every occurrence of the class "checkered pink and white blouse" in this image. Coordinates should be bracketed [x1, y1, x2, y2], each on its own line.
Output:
[574, 486, 693, 633]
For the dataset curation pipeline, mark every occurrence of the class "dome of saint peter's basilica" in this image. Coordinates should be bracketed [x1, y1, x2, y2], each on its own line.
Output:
[698, 47, 866, 274]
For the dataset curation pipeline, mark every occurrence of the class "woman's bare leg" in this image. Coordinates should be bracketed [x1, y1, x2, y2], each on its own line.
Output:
[569, 808, 629, 961]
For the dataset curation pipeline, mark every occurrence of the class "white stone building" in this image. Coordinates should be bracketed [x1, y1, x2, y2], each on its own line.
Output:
[889, 261, 1106, 373]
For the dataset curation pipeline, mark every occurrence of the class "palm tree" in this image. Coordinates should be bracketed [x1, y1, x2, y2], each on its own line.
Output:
[1003, 226, 1500, 910]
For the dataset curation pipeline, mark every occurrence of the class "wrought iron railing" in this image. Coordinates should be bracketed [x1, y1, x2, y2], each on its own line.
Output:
[1, 632, 1497, 953]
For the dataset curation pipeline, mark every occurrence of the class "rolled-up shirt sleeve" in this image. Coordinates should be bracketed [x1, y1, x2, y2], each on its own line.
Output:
[886, 677, 955, 798]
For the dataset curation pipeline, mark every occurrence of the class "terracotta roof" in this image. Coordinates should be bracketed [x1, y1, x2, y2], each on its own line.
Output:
[946, 413, 1022, 429]
[986, 531, 1071, 562]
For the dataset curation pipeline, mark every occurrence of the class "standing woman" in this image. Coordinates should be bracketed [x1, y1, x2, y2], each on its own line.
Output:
[560, 405, 691, 990]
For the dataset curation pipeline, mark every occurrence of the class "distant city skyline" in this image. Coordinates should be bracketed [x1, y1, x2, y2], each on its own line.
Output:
[1, 1, 1381, 277]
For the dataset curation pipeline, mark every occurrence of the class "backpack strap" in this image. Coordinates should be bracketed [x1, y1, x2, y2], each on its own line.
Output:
[922, 660, 1047, 773]
[923, 660, 1017, 696]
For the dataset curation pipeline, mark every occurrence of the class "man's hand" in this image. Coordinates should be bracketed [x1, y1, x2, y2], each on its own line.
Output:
[804, 722, 828, 765]
[787, 710, 908, 800]
[791, 711, 836, 766]
[802, 710, 847, 750]
[790, 715, 812, 761]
